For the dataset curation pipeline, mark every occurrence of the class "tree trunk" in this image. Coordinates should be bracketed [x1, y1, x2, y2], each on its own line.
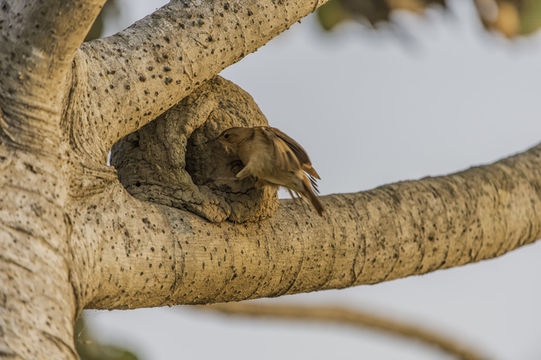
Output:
[1, 0, 540, 359]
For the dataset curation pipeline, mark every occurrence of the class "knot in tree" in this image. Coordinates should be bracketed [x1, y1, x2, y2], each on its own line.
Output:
[111, 77, 277, 222]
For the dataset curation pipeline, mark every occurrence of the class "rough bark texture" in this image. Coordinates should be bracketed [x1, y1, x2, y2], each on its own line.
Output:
[0, 1, 106, 358]
[96, 77, 541, 308]
[1, 0, 540, 359]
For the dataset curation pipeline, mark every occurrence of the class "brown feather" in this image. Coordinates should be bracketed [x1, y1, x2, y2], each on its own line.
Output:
[217, 126, 324, 217]
[301, 177, 324, 216]
[268, 127, 321, 179]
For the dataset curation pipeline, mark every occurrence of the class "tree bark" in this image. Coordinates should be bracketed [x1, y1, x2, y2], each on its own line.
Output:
[0, 1, 106, 358]
[1, 0, 540, 359]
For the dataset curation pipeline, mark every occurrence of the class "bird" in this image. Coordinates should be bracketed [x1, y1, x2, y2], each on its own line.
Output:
[216, 126, 324, 216]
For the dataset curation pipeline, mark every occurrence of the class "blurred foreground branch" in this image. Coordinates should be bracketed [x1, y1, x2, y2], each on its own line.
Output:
[201, 302, 488, 360]
[75, 316, 139, 360]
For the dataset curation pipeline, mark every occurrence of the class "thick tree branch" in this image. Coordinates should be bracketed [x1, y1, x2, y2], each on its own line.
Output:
[0, 0, 105, 154]
[0, 0, 105, 70]
[71, 0, 327, 160]
[0, 2, 105, 358]
[0, 150, 78, 358]
[75, 144, 541, 309]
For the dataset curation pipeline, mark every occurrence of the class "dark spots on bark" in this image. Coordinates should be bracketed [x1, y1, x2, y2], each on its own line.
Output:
[163, 66, 171, 72]
[30, 203, 44, 217]
[139, 75, 146, 82]
[24, 162, 37, 174]
[147, 66, 154, 71]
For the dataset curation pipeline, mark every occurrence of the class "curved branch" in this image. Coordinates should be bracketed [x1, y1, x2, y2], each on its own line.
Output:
[201, 302, 488, 360]
[74, 144, 541, 309]
[71, 0, 327, 159]
[0, 0, 105, 87]
[0, 0, 105, 154]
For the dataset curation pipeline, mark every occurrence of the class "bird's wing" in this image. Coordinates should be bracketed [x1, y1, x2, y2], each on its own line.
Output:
[268, 127, 321, 180]
[259, 127, 301, 173]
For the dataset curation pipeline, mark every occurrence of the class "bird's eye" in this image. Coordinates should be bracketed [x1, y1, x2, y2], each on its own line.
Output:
[224, 134, 230, 139]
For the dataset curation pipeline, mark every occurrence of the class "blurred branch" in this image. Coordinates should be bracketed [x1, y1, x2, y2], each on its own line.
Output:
[201, 302, 488, 360]
[317, 0, 446, 29]
[317, 0, 541, 37]
[474, 0, 541, 37]
[75, 315, 139, 360]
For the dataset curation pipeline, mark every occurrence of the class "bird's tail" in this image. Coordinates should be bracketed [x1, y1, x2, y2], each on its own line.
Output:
[302, 179, 324, 216]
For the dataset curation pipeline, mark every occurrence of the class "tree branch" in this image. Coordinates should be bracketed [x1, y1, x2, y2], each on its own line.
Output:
[76, 143, 541, 309]
[202, 302, 488, 360]
[0, 0, 105, 154]
[0, 0, 104, 83]
[71, 0, 327, 159]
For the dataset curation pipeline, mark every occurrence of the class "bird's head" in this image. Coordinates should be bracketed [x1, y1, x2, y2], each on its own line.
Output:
[216, 127, 251, 150]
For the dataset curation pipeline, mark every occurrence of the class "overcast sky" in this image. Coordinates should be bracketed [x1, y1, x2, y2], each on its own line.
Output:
[85, 1, 541, 359]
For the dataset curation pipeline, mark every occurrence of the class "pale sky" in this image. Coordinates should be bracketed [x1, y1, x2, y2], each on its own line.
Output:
[85, 1, 541, 359]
